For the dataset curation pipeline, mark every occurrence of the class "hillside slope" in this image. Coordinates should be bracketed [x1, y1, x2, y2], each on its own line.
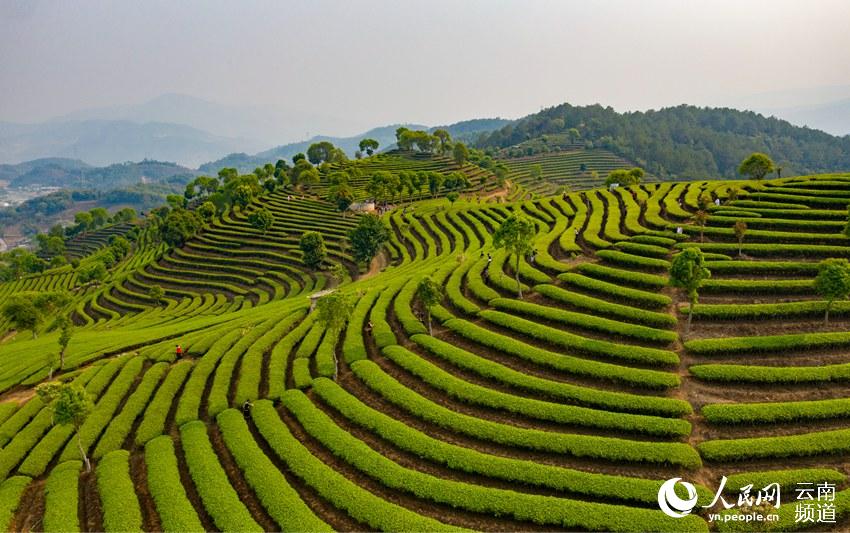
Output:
[478, 103, 850, 179]
[1, 171, 850, 531]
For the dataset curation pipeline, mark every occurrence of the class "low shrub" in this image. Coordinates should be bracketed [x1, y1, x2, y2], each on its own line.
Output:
[144, 436, 205, 532]
[284, 387, 705, 531]
[96, 450, 143, 532]
[179, 420, 262, 532]
[43, 461, 81, 533]
[217, 409, 332, 531]
[251, 400, 458, 532]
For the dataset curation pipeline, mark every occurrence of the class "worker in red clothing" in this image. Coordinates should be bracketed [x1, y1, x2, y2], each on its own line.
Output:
[175, 344, 183, 357]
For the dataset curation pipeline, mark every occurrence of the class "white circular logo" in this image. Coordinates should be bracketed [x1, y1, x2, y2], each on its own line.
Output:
[658, 477, 699, 518]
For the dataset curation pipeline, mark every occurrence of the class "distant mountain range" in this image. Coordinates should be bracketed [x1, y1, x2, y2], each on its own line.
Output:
[200, 118, 511, 174]
[0, 93, 510, 176]
[58, 93, 368, 151]
[0, 119, 263, 168]
[0, 117, 509, 190]
[0, 158, 198, 190]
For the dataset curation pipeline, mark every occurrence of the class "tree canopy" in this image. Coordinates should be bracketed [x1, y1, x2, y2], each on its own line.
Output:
[605, 167, 644, 187]
[814, 258, 850, 325]
[299, 231, 327, 271]
[348, 214, 390, 266]
[492, 214, 537, 298]
[359, 138, 379, 156]
[669, 248, 711, 333]
[738, 152, 775, 181]
[416, 277, 443, 335]
[248, 208, 275, 233]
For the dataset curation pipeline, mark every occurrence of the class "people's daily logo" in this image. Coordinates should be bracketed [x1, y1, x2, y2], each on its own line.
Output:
[658, 476, 836, 525]
[657, 478, 699, 518]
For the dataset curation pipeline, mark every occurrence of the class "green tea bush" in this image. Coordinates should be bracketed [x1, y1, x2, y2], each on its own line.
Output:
[536, 284, 675, 327]
[96, 450, 143, 532]
[443, 318, 683, 394]
[251, 400, 458, 532]
[491, 298, 677, 343]
[179, 420, 262, 532]
[557, 273, 671, 308]
[144, 436, 205, 532]
[283, 387, 705, 532]
[216, 409, 332, 531]
[135, 360, 194, 445]
[43, 461, 81, 533]
[352, 360, 700, 468]
[481, 309, 679, 365]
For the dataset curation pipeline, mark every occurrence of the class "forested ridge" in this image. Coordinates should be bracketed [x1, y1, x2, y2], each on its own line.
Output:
[478, 103, 850, 179]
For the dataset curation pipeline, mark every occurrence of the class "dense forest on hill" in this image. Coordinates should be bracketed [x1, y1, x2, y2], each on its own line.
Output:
[477, 103, 850, 179]
[6, 159, 198, 189]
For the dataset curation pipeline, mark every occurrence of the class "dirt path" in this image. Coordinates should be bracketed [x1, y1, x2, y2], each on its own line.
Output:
[356, 250, 388, 281]
[0, 387, 36, 405]
[479, 180, 511, 202]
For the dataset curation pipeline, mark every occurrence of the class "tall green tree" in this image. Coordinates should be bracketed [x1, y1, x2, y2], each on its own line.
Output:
[315, 292, 355, 332]
[148, 285, 165, 306]
[669, 248, 711, 334]
[739, 153, 775, 181]
[89, 208, 109, 228]
[160, 209, 202, 247]
[416, 277, 443, 335]
[734, 220, 747, 256]
[2, 291, 71, 338]
[307, 141, 336, 165]
[433, 129, 452, 154]
[347, 214, 390, 266]
[492, 214, 537, 298]
[359, 138, 379, 156]
[814, 258, 850, 325]
[453, 142, 469, 166]
[692, 210, 709, 243]
[605, 167, 644, 187]
[248, 208, 275, 233]
[529, 164, 543, 182]
[329, 183, 355, 214]
[427, 172, 444, 198]
[77, 261, 107, 285]
[493, 162, 509, 187]
[2, 297, 40, 338]
[57, 316, 73, 370]
[299, 232, 327, 270]
[37, 382, 93, 471]
[197, 201, 217, 221]
[74, 211, 93, 232]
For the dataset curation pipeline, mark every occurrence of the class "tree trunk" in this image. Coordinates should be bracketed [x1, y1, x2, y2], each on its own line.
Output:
[60, 349, 65, 370]
[825, 302, 831, 326]
[427, 311, 432, 336]
[687, 305, 693, 334]
[515, 254, 523, 299]
[738, 241, 743, 257]
[700, 228, 705, 243]
[78, 433, 91, 473]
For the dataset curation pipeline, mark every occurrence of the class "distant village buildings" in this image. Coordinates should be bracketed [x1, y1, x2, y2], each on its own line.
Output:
[349, 201, 376, 213]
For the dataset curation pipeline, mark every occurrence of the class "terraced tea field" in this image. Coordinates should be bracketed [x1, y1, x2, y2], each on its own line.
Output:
[2, 172, 850, 531]
[499, 148, 659, 199]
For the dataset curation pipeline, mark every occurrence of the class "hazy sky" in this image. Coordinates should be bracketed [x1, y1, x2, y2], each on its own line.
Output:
[2, 0, 850, 130]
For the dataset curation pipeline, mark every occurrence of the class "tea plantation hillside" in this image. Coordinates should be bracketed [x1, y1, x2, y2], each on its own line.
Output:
[2, 166, 850, 531]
